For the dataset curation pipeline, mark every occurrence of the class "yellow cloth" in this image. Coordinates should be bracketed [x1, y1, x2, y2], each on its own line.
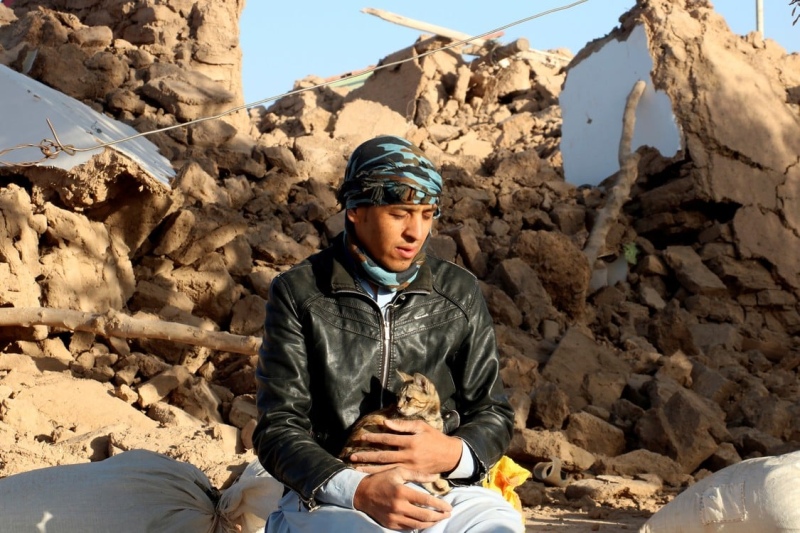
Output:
[482, 455, 532, 514]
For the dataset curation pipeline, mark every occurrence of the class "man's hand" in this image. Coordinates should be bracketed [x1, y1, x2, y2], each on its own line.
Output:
[348, 418, 463, 475]
[353, 467, 452, 530]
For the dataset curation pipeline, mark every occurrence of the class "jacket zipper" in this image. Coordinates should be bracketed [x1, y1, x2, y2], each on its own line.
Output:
[379, 304, 392, 406]
[334, 287, 425, 406]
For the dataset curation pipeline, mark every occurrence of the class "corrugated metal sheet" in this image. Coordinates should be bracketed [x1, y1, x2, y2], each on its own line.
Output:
[0, 64, 175, 187]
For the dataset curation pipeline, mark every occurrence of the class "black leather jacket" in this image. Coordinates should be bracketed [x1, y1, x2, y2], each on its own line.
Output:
[253, 234, 514, 508]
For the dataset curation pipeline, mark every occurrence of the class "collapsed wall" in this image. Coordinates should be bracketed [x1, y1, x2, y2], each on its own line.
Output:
[0, 0, 798, 507]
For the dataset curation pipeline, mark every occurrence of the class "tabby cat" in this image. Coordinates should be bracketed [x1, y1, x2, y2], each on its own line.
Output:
[339, 370, 451, 495]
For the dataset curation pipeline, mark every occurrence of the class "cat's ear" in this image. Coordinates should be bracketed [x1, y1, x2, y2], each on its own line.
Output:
[396, 369, 413, 383]
[413, 372, 430, 392]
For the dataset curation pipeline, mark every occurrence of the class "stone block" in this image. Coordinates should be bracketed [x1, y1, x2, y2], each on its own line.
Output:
[136, 365, 192, 408]
[565, 412, 626, 457]
[728, 426, 787, 457]
[129, 279, 194, 313]
[635, 387, 729, 474]
[229, 394, 258, 430]
[507, 428, 596, 472]
[594, 449, 689, 487]
[690, 363, 737, 406]
[506, 387, 532, 431]
[480, 282, 523, 328]
[146, 401, 205, 428]
[737, 393, 794, 440]
[451, 225, 487, 278]
[494, 257, 555, 332]
[511, 230, 590, 320]
[172, 379, 224, 425]
[703, 442, 742, 472]
[542, 326, 630, 412]
[689, 323, 743, 352]
[530, 382, 570, 430]
[230, 294, 267, 336]
[662, 246, 727, 296]
[565, 476, 660, 502]
[550, 204, 586, 235]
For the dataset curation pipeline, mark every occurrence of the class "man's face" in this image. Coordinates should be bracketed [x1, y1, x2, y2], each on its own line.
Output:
[347, 203, 437, 272]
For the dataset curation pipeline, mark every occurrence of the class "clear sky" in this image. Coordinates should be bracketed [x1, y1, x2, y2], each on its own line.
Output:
[240, 0, 800, 104]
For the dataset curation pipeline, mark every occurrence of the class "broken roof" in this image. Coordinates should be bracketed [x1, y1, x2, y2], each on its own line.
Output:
[0, 64, 175, 187]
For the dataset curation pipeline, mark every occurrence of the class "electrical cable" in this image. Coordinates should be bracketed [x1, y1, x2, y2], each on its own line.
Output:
[0, 0, 588, 167]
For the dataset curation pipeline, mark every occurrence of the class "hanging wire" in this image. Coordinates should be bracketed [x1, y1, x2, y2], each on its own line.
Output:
[0, 0, 588, 167]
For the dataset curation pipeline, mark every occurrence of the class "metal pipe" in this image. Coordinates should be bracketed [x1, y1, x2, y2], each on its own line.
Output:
[756, 0, 764, 36]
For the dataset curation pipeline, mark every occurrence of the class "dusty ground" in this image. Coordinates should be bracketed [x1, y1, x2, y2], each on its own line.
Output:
[525, 507, 650, 532]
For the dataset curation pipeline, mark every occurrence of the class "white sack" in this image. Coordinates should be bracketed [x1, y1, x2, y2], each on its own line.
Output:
[217, 457, 283, 533]
[0, 449, 224, 533]
[641, 451, 800, 533]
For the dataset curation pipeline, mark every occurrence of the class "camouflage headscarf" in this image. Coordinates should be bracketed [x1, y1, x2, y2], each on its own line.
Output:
[338, 135, 443, 213]
[338, 135, 443, 292]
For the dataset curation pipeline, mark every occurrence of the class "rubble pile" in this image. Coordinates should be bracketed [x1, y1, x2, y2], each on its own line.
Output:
[0, 0, 798, 517]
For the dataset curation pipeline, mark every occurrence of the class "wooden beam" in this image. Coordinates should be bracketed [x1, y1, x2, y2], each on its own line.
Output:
[362, 7, 495, 48]
[361, 7, 571, 63]
[0, 307, 261, 355]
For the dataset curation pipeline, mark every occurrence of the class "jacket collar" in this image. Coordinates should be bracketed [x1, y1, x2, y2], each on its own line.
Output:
[328, 232, 432, 295]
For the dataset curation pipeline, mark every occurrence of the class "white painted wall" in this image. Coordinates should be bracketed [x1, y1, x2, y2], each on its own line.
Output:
[560, 24, 682, 187]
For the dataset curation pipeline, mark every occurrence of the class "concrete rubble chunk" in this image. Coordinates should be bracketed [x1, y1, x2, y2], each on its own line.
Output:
[565, 412, 626, 458]
[141, 70, 236, 122]
[161, 264, 242, 324]
[636, 387, 731, 474]
[690, 363, 738, 406]
[508, 428, 596, 472]
[530, 382, 571, 430]
[511, 231, 590, 320]
[450, 225, 487, 279]
[258, 143, 298, 175]
[565, 475, 661, 503]
[506, 387, 532, 432]
[736, 393, 795, 440]
[703, 442, 742, 472]
[228, 394, 258, 430]
[728, 426, 788, 457]
[334, 99, 410, 143]
[542, 326, 630, 412]
[171, 379, 224, 425]
[647, 301, 700, 356]
[229, 294, 267, 336]
[490, 148, 543, 184]
[689, 323, 743, 352]
[662, 246, 727, 296]
[136, 365, 192, 408]
[147, 401, 205, 428]
[480, 281, 523, 328]
[70, 25, 114, 48]
[129, 280, 195, 314]
[594, 449, 689, 487]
